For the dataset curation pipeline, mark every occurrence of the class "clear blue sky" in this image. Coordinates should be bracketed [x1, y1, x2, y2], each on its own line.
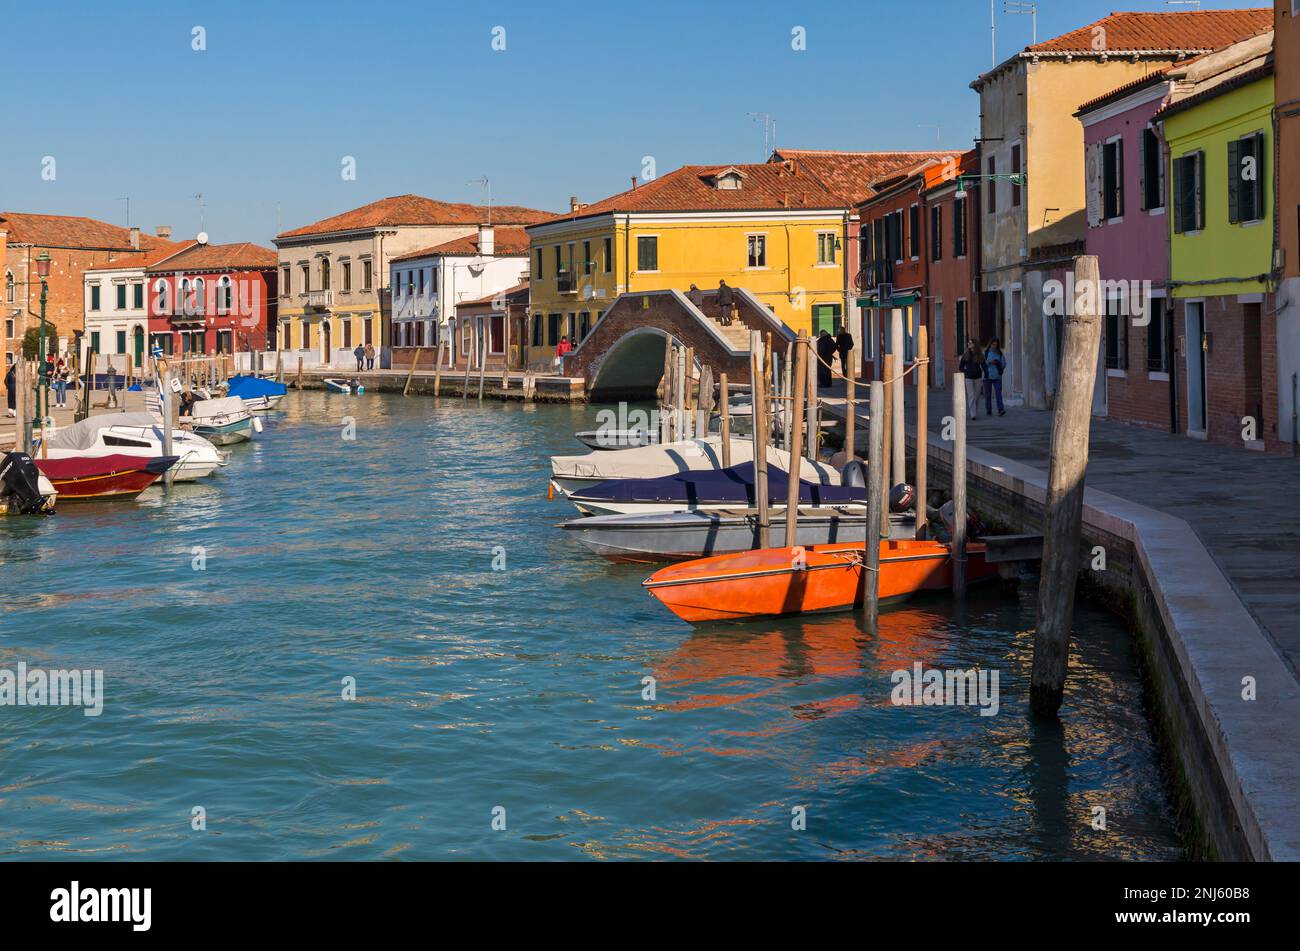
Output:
[1, 0, 1266, 246]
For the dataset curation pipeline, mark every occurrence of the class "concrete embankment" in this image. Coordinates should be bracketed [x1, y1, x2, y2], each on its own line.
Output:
[294, 368, 586, 402]
[917, 430, 1300, 861]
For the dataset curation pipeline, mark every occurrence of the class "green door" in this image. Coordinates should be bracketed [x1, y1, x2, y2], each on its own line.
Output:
[812, 304, 842, 335]
[133, 326, 144, 367]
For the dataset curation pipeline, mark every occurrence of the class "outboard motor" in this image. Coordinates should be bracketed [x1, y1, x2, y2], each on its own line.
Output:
[839, 459, 868, 489]
[889, 482, 916, 513]
[0, 451, 49, 515]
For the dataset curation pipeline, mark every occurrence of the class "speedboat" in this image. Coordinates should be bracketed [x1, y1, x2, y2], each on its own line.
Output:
[324, 378, 364, 394]
[564, 461, 865, 517]
[643, 539, 998, 624]
[38, 413, 227, 482]
[185, 397, 254, 445]
[225, 374, 287, 412]
[561, 508, 916, 563]
[574, 429, 659, 451]
[1, 451, 57, 514]
[550, 436, 839, 497]
[35, 453, 175, 501]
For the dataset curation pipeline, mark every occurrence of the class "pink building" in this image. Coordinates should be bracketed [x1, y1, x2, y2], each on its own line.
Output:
[1077, 71, 1179, 433]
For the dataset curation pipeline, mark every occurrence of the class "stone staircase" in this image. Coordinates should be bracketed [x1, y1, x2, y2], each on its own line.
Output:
[703, 313, 753, 351]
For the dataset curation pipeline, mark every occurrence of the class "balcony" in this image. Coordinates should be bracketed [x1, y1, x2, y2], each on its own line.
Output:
[170, 302, 206, 325]
[303, 289, 334, 309]
[556, 270, 577, 295]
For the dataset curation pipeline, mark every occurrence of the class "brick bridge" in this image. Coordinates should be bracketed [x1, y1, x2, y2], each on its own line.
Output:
[565, 287, 795, 400]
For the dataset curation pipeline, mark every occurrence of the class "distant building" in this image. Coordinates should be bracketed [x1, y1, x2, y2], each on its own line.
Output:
[452, 281, 530, 373]
[1158, 33, 1277, 449]
[145, 241, 279, 359]
[1, 214, 177, 366]
[971, 8, 1273, 409]
[387, 224, 531, 369]
[274, 195, 551, 370]
[83, 242, 196, 371]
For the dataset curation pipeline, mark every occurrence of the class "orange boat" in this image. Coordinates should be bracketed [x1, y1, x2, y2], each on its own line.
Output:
[642, 539, 997, 623]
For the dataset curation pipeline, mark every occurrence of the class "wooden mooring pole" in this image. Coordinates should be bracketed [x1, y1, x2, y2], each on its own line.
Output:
[719, 372, 731, 468]
[750, 331, 770, 549]
[950, 371, 967, 599]
[863, 380, 885, 631]
[915, 329, 928, 538]
[404, 348, 422, 396]
[785, 333, 808, 547]
[843, 349, 857, 462]
[1031, 254, 1104, 718]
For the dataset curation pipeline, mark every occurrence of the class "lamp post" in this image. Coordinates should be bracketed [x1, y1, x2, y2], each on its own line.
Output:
[34, 251, 51, 442]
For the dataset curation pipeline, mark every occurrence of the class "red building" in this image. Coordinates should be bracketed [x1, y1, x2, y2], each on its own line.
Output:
[855, 152, 965, 384]
[145, 242, 278, 357]
[919, 151, 981, 391]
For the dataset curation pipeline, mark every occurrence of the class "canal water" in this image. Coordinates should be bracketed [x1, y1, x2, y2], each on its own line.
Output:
[0, 391, 1181, 860]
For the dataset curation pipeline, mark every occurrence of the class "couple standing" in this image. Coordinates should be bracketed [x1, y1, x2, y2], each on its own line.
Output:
[958, 338, 1007, 421]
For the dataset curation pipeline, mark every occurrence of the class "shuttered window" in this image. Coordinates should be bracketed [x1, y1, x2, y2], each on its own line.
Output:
[636, 236, 658, 271]
[953, 197, 967, 256]
[930, 204, 943, 262]
[1104, 296, 1128, 371]
[1146, 304, 1168, 373]
[1172, 152, 1205, 234]
[909, 204, 920, 258]
[1139, 128, 1164, 211]
[1010, 145, 1022, 207]
[986, 157, 997, 214]
[1103, 139, 1124, 220]
[1228, 131, 1266, 224]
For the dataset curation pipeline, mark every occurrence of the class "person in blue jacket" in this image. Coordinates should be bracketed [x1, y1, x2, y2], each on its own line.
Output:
[983, 338, 1006, 416]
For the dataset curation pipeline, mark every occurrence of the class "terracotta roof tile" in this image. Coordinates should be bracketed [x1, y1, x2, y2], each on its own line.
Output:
[391, 227, 532, 262]
[459, 280, 530, 309]
[530, 163, 848, 227]
[0, 212, 179, 251]
[771, 149, 965, 204]
[276, 194, 554, 240]
[84, 241, 200, 272]
[145, 241, 277, 272]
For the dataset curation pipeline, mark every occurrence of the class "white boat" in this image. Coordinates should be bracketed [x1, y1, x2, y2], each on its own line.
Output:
[225, 375, 287, 413]
[36, 413, 228, 482]
[324, 378, 364, 394]
[185, 397, 255, 446]
[574, 429, 660, 451]
[549, 436, 839, 496]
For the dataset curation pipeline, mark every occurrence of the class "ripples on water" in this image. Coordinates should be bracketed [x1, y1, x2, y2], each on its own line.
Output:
[0, 392, 1180, 860]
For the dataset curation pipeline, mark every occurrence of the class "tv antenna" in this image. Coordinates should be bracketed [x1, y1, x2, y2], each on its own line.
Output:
[1003, 1, 1038, 45]
[748, 112, 777, 159]
[468, 176, 492, 224]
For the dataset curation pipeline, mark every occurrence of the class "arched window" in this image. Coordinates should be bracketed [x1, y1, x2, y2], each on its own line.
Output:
[154, 279, 169, 313]
[193, 278, 205, 315]
[320, 258, 331, 290]
[218, 276, 233, 313]
[179, 278, 191, 315]
[4, 270, 13, 304]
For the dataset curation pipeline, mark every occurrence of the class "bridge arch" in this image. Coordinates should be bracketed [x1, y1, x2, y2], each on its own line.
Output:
[587, 326, 677, 401]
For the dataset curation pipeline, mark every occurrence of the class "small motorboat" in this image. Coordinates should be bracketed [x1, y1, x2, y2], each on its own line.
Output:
[38, 413, 228, 483]
[1, 451, 57, 514]
[225, 374, 287, 412]
[565, 461, 864, 517]
[643, 538, 998, 623]
[574, 429, 659, 451]
[34, 453, 175, 502]
[560, 508, 915, 563]
[185, 397, 255, 445]
[550, 437, 839, 496]
[324, 378, 364, 394]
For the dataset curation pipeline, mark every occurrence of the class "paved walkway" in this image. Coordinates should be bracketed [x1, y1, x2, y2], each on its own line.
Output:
[824, 380, 1300, 680]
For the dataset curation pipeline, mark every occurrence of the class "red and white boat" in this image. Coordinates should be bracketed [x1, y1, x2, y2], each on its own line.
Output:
[34, 453, 176, 502]
[642, 538, 998, 623]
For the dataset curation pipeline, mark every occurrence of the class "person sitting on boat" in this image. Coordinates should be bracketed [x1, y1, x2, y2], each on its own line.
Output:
[179, 390, 197, 417]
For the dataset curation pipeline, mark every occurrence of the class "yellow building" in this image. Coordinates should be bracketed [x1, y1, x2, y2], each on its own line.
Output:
[524, 162, 854, 364]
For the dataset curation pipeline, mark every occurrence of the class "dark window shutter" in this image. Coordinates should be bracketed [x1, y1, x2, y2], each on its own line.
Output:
[1139, 130, 1148, 212]
[1115, 139, 1125, 218]
[1195, 151, 1206, 231]
[1228, 139, 1241, 224]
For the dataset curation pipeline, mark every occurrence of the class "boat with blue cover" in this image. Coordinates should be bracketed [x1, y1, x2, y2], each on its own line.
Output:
[225, 374, 287, 412]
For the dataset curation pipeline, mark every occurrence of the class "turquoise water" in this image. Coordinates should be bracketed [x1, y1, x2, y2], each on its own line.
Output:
[0, 392, 1180, 860]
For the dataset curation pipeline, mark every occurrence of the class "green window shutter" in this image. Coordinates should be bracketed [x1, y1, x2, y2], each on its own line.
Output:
[1227, 139, 1241, 224]
[1195, 152, 1206, 231]
[1172, 158, 1187, 233]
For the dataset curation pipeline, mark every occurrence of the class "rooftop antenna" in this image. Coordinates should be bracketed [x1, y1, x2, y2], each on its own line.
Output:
[991, 0, 996, 68]
[748, 112, 775, 159]
[468, 176, 492, 225]
[117, 196, 130, 228]
[194, 193, 206, 233]
[1004, 1, 1038, 44]
[918, 124, 941, 148]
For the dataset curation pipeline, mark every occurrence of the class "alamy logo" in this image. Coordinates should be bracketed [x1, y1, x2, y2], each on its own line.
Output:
[0, 663, 104, 716]
[890, 662, 1000, 716]
[50, 882, 151, 931]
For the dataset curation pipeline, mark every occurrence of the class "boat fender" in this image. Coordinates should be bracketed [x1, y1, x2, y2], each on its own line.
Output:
[839, 459, 868, 489]
[252, 416, 264, 434]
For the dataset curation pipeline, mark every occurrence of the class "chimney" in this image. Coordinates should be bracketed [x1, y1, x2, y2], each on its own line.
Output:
[156, 225, 172, 240]
[569, 196, 581, 212]
[478, 222, 495, 256]
[631, 177, 638, 190]
[129, 227, 140, 250]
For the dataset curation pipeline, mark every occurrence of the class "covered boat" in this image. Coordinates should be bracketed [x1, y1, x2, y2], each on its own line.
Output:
[550, 436, 839, 496]
[565, 461, 864, 517]
[642, 539, 997, 623]
[185, 397, 254, 445]
[225, 374, 287, 412]
[574, 429, 659, 451]
[35, 453, 175, 501]
[561, 508, 916, 563]
[38, 413, 227, 482]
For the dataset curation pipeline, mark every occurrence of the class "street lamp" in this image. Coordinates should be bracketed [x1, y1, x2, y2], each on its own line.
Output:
[34, 251, 51, 441]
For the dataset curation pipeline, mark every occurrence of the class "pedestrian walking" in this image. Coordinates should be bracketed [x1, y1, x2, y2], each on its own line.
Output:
[364, 343, 375, 370]
[106, 363, 119, 408]
[52, 358, 68, 408]
[815, 329, 837, 388]
[717, 280, 734, 326]
[958, 339, 984, 421]
[835, 326, 854, 379]
[983, 338, 1006, 416]
[353, 344, 365, 372]
[687, 283, 704, 309]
